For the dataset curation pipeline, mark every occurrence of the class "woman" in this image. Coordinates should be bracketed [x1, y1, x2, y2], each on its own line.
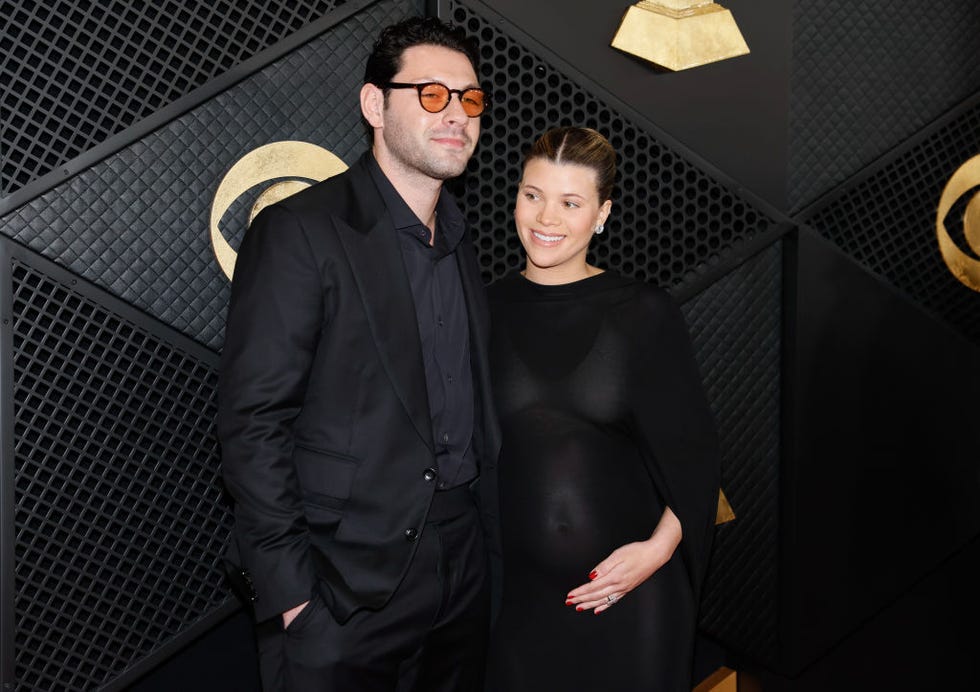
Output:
[486, 127, 720, 691]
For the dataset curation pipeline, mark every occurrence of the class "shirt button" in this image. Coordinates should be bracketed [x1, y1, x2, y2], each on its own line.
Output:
[447, 375, 454, 383]
[423, 468, 437, 482]
[441, 433, 449, 444]
[405, 528, 418, 542]
[437, 317, 444, 327]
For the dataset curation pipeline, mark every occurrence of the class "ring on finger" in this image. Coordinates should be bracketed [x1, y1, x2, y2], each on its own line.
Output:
[606, 593, 618, 604]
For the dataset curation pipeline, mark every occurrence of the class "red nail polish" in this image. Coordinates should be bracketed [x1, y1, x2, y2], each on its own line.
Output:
[589, 570, 597, 580]
[565, 599, 573, 606]
[576, 605, 583, 612]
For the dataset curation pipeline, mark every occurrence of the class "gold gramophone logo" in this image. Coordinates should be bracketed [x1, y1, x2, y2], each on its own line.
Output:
[936, 155, 980, 292]
[210, 141, 348, 280]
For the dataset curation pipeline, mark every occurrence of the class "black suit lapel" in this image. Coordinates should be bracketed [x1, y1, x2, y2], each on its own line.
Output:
[334, 165, 434, 453]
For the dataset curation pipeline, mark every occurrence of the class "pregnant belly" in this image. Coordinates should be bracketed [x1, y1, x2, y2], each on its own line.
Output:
[498, 410, 663, 581]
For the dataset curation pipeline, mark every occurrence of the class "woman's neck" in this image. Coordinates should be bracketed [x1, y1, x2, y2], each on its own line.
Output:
[521, 262, 604, 285]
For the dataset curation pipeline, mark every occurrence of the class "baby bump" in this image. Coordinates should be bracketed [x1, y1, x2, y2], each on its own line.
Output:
[498, 411, 663, 581]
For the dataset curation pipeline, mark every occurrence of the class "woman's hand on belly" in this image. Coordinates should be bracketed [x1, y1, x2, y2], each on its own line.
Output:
[564, 506, 682, 614]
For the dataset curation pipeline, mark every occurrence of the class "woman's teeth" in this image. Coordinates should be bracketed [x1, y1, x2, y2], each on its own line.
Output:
[532, 231, 563, 243]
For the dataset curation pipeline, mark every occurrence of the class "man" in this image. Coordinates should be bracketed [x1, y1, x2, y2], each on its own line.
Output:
[217, 16, 499, 691]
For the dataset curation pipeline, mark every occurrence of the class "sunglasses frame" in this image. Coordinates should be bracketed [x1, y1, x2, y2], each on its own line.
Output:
[382, 81, 488, 117]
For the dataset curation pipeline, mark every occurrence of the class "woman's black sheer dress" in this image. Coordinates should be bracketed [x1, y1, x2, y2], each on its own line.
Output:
[486, 271, 719, 692]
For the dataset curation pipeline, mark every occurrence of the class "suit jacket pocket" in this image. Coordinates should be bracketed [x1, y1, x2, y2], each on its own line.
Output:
[293, 444, 359, 512]
[283, 589, 326, 637]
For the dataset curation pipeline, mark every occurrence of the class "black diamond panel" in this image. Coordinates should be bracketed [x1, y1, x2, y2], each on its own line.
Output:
[9, 256, 228, 690]
[1, 0, 347, 197]
[803, 100, 980, 345]
[1, 0, 418, 350]
[447, 2, 777, 290]
[788, 1, 980, 210]
[684, 244, 782, 664]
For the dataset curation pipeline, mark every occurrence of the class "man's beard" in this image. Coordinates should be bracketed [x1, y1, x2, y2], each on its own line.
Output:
[384, 123, 475, 181]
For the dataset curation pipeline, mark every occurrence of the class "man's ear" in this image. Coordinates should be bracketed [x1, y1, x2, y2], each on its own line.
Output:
[360, 83, 384, 129]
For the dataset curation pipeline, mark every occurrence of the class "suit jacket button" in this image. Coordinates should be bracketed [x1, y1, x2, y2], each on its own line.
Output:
[241, 569, 258, 602]
[423, 468, 437, 482]
[405, 528, 418, 542]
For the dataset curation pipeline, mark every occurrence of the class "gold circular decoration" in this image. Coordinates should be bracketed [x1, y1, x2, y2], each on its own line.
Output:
[210, 141, 348, 280]
[964, 188, 980, 256]
[936, 154, 980, 293]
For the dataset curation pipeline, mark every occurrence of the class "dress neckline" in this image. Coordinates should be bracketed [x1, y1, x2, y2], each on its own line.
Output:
[501, 269, 628, 301]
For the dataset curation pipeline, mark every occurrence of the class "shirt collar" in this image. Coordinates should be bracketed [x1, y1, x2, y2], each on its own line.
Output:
[365, 152, 467, 251]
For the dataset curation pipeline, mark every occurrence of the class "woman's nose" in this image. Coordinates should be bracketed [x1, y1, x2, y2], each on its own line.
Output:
[537, 202, 560, 226]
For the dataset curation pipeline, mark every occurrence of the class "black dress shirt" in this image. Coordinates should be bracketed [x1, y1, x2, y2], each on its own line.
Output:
[367, 155, 477, 489]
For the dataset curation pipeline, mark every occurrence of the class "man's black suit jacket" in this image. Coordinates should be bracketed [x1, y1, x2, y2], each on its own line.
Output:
[217, 152, 501, 624]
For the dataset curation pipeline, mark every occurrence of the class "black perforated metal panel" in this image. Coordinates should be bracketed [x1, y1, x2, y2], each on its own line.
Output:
[7, 250, 228, 690]
[1, 0, 347, 197]
[788, 1, 980, 210]
[447, 2, 777, 290]
[1, 0, 414, 350]
[683, 244, 782, 663]
[802, 99, 980, 345]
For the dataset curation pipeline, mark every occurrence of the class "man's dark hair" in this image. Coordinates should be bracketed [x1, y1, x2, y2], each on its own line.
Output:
[364, 16, 479, 89]
[362, 16, 480, 142]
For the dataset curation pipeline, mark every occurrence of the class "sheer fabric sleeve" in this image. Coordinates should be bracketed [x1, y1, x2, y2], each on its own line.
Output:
[629, 286, 720, 598]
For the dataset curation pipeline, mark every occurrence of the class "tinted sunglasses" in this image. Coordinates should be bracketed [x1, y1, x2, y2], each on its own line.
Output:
[382, 81, 488, 117]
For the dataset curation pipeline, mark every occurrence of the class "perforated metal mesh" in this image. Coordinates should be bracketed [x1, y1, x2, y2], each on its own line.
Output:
[1, 0, 409, 350]
[684, 244, 782, 663]
[1, 0, 346, 198]
[10, 257, 230, 690]
[448, 3, 777, 289]
[788, 1, 980, 209]
[803, 100, 980, 345]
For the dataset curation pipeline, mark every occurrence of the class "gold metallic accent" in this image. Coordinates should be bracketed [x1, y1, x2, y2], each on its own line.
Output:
[715, 488, 735, 525]
[611, 1, 749, 72]
[248, 180, 312, 227]
[693, 666, 737, 692]
[210, 141, 348, 281]
[965, 190, 980, 253]
[936, 154, 980, 293]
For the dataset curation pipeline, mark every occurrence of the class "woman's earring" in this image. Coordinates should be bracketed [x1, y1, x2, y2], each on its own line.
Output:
[594, 224, 605, 235]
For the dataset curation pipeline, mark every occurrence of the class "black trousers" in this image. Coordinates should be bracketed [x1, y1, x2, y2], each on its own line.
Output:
[256, 486, 490, 692]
